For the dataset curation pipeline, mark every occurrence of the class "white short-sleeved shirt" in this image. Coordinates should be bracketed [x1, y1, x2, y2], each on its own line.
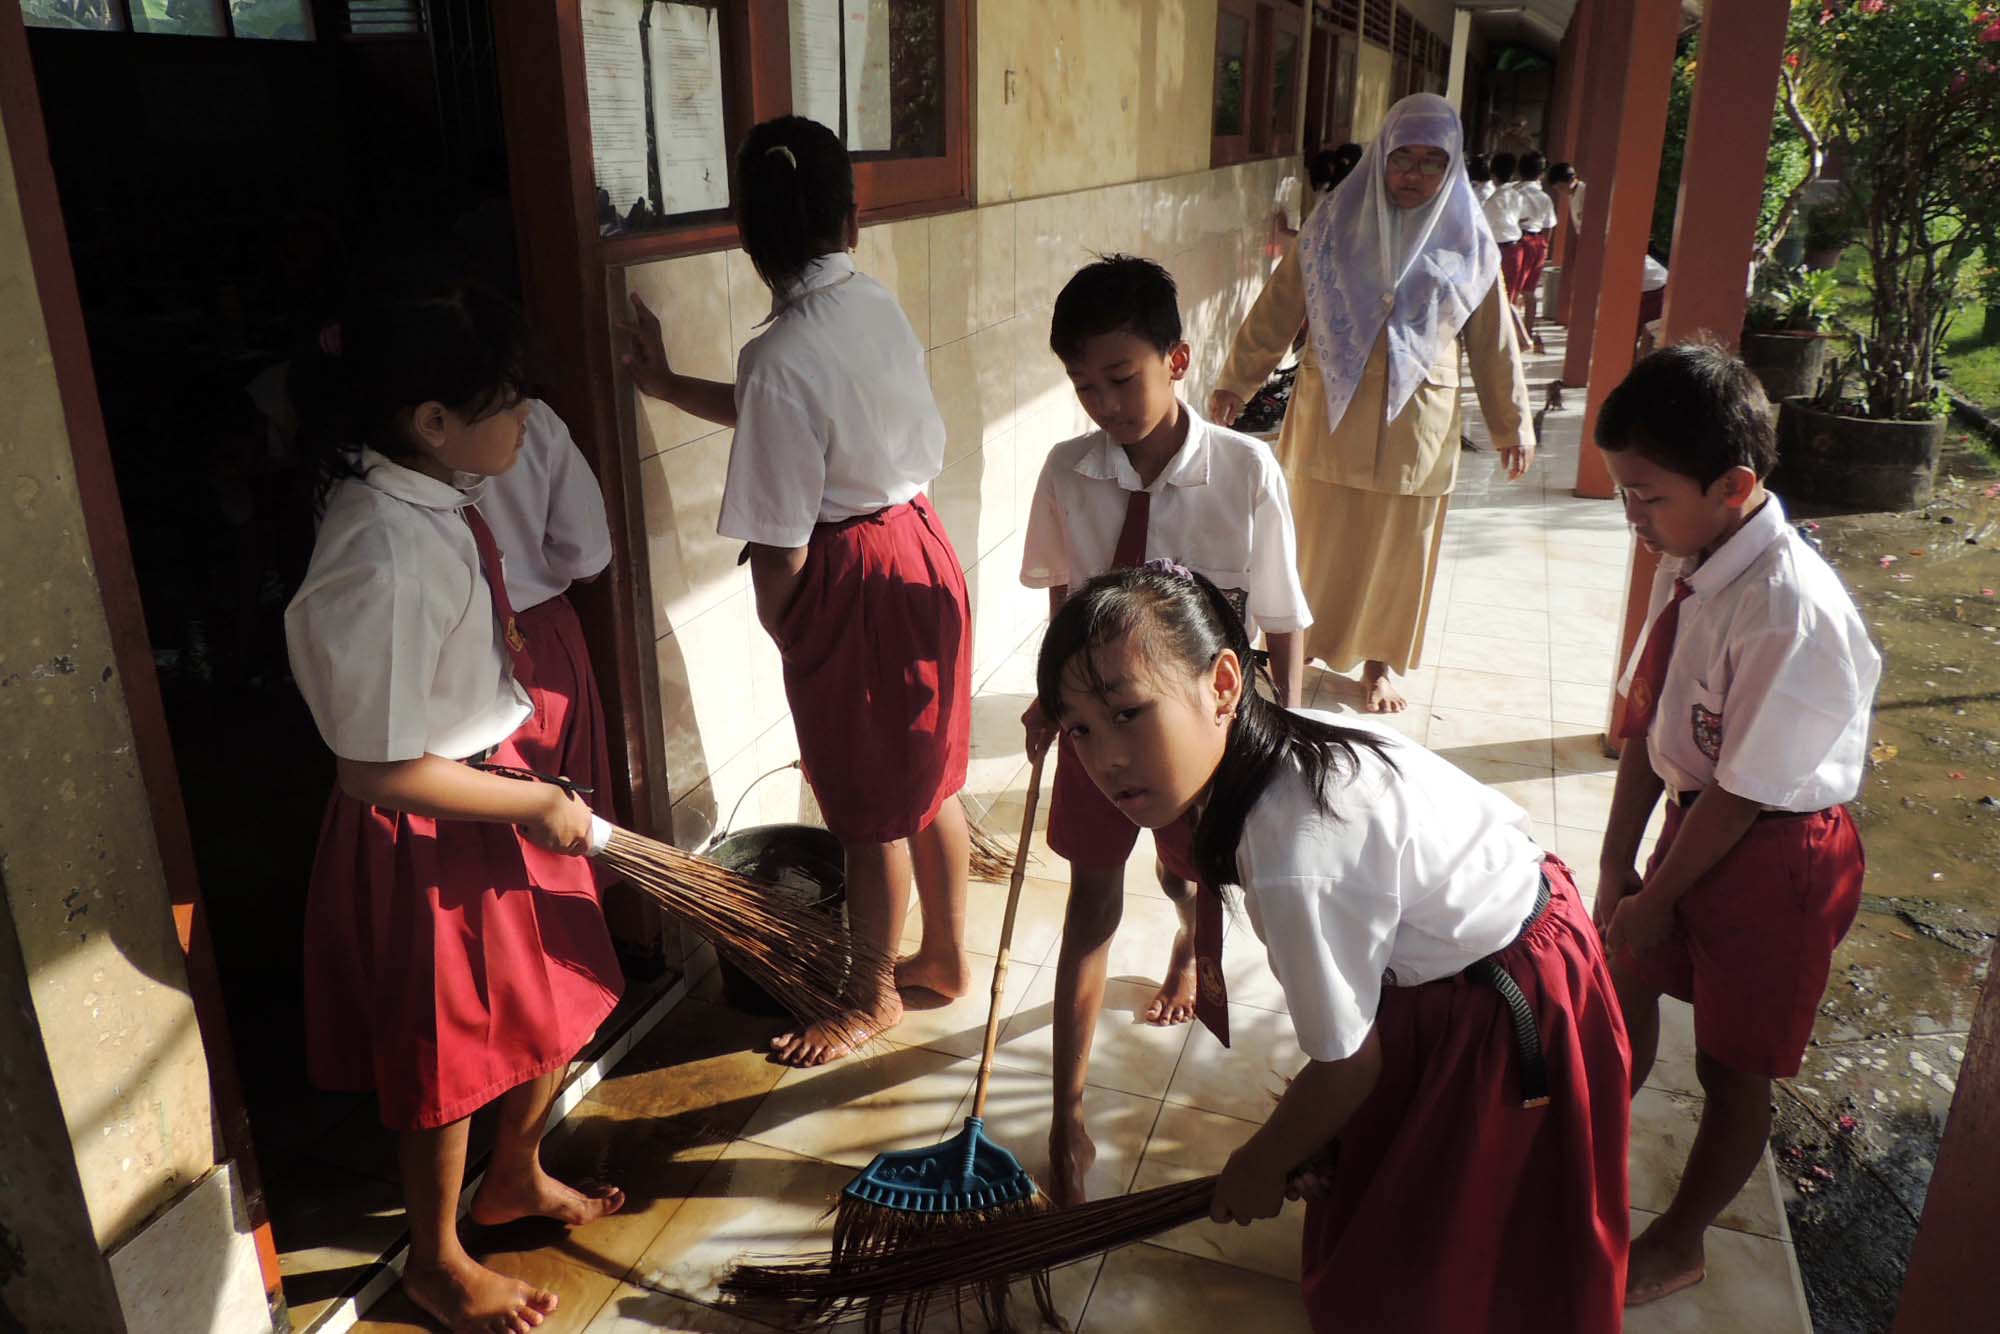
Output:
[1474, 179, 1497, 205]
[1618, 494, 1881, 810]
[1484, 181, 1524, 243]
[286, 450, 532, 763]
[1514, 181, 1559, 234]
[1237, 714, 1547, 1062]
[1019, 405, 1314, 636]
[1641, 255, 1670, 293]
[718, 252, 945, 549]
[479, 399, 612, 612]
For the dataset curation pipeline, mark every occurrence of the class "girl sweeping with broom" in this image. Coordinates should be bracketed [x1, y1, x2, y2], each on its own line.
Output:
[619, 115, 974, 1067]
[287, 268, 626, 1333]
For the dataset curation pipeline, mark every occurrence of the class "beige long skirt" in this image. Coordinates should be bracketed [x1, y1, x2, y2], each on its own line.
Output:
[1294, 477, 1449, 675]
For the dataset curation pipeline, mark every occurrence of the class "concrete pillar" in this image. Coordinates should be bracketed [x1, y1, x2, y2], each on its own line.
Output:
[1544, 0, 1594, 273]
[1556, 0, 1625, 343]
[1445, 9, 1473, 112]
[1605, 0, 1791, 737]
[1571, 0, 1681, 501]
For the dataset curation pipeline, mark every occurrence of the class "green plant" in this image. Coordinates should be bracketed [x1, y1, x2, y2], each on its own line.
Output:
[1750, 265, 1845, 332]
[1802, 199, 1858, 255]
[1652, 34, 1813, 262]
[1789, 0, 2000, 419]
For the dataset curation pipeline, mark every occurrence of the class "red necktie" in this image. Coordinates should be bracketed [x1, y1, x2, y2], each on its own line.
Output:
[1112, 489, 1151, 568]
[1618, 577, 1692, 740]
[1192, 875, 1230, 1047]
[463, 505, 538, 699]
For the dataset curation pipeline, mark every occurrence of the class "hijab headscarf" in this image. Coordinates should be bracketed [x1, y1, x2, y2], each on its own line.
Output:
[1298, 93, 1500, 429]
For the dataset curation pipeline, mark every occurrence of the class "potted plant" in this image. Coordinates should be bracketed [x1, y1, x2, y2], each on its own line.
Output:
[1741, 265, 1842, 402]
[1769, 0, 2000, 513]
[1800, 199, 1856, 270]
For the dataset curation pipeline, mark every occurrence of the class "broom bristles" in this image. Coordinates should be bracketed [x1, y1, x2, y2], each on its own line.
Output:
[824, 1194, 1064, 1333]
[598, 826, 892, 1050]
[723, 1176, 1217, 1324]
[961, 793, 1031, 883]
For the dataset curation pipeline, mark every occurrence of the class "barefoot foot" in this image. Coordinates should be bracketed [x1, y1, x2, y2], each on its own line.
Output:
[1624, 1220, 1706, 1307]
[1142, 928, 1198, 1026]
[1048, 1120, 1098, 1209]
[468, 1163, 624, 1229]
[404, 1253, 558, 1334]
[770, 993, 904, 1067]
[1362, 661, 1407, 713]
[894, 950, 972, 1000]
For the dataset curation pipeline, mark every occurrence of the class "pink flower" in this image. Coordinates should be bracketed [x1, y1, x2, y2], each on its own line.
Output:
[1859, 0, 1884, 13]
[1982, 19, 2000, 42]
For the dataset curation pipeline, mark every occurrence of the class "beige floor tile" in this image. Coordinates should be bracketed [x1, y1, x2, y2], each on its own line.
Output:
[1552, 678, 1616, 728]
[1553, 769, 1621, 832]
[1452, 755, 1558, 829]
[584, 1283, 778, 1332]
[1221, 913, 1290, 1014]
[1642, 997, 1701, 1097]
[1623, 1208, 1811, 1334]
[1432, 667, 1555, 721]
[1444, 601, 1551, 642]
[1426, 706, 1558, 770]
[906, 872, 1071, 967]
[1449, 574, 1551, 612]
[995, 968, 1195, 1099]
[1165, 1004, 1300, 1123]
[1078, 1243, 1312, 1332]
[1548, 825, 1610, 878]
[737, 1047, 975, 1169]
[354, 1253, 622, 1333]
[1552, 643, 1621, 688]
[1550, 608, 1622, 652]
[1553, 726, 1618, 774]
[1131, 1103, 1303, 1280]
[1309, 663, 1438, 709]
[1432, 631, 1554, 680]
[889, 952, 1041, 1061]
[1547, 583, 1628, 618]
[629, 1141, 855, 1304]
[1628, 1088, 1787, 1239]
[1546, 550, 1633, 590]
[949, 1070, 1162, 1202]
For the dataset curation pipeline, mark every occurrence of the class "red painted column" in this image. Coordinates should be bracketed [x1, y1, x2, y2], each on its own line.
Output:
[1605, 0, 1791, 737]
[1572, 0, 1681, 501]
[1556, 0, 1624, 348]
[1545, 0, 1593, 272]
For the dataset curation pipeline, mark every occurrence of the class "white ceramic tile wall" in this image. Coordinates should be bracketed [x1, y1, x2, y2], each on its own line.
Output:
[613, 160, 1295, 854]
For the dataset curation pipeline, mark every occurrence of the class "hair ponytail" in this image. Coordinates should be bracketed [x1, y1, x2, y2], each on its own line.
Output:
[1036, 566, 1397, 890]
[735, 116, 854, 292]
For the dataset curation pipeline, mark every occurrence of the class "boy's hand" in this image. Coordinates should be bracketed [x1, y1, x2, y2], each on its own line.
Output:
[1022, 699, 1057, 762]
[616, 294, 677, 402]
[1208, 389, 1245, 427]
[520, 786, 594, 856]
[1606, 888, 1673, 956]
[1047, 1117, 1096, 1208]
[1592, 862, 1642, 937]
[1211, 1141, 1289, 1226]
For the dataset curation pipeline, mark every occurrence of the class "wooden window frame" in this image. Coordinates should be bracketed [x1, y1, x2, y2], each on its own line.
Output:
[1211, 0, 1305, 167]
[598, 0, 972, 267]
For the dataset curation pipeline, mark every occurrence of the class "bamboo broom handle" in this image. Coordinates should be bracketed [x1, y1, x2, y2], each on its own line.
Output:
[971, 752, 1047, 1122]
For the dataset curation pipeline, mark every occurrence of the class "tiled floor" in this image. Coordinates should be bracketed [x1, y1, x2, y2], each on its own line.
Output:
[350, 329, 1810, 1332]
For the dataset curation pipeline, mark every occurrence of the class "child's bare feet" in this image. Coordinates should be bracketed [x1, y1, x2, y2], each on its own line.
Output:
[1624, 1219, 1707, 1306]
[468, 1162, 624, 1228]
[1047, 1119, 1098, 1208]
[404, 1253, 557, 1334]
[770, 992, 904, 1066]
[894, 949, 971, 999]
[1142, 928, 1198, 1025]
[1362, 661, 1407, 713]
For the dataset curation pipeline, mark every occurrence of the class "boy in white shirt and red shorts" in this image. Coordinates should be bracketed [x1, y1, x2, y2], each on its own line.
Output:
[1592, 344, 1880, 1309]
[1019, 254, 1314, 1205]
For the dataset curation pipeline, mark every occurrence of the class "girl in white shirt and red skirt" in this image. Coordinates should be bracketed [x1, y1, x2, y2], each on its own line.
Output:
[620, 116, 973, 1067]
[1038, 563, 1632, 1332]
[287, 271, 625, 1334]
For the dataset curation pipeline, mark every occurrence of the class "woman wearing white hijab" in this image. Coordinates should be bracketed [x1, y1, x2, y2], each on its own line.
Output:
[1212, 94, 1534, 713]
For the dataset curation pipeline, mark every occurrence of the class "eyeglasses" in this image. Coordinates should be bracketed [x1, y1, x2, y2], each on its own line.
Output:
[1385, 151, 1450, 178]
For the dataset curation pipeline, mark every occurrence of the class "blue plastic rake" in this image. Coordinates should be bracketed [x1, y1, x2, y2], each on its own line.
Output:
[830, 754, 1059, 1331]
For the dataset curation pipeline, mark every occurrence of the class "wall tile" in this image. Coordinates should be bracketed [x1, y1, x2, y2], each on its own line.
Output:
[929, 202, 1016, 345]
[854, 217, 932, 347]
[724, 247, 765, 366]
[637, 428, 744, 630]
[928, 320, 1016, 467]
[622, 252, 735, 456]
[653, 592, 760, 807]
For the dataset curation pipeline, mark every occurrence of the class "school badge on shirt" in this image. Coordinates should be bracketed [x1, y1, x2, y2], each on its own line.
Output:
[1690, 701, 1724, 761]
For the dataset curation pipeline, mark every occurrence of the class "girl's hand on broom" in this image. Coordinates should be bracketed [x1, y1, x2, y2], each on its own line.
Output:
[1211, 1141, 1291, 1226]
[1022, 699, 1057, 763]
[520, 785, 595, 856]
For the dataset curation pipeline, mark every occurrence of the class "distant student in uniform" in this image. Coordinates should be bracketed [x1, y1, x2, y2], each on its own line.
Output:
[287, 270, 624, 1334]
[1513, 152, 1559, 353]
[1039, 564, 1630, 1332]
[1466, 151, 1496, 204]
[1593, 345, 1879, 1309]
[1021, 254, 1312, 1206]
[619, 116, 973, 1067]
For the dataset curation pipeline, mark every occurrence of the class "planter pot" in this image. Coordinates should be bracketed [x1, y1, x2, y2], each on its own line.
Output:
[1740, 331, 1831, 405]
[1771, 397, 1946, 513]
[1804, 244, 1847, 271]
[703, 823, 847, 1016]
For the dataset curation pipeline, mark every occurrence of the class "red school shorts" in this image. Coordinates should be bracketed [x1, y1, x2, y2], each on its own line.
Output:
[1047, 731, 1200, 881]
[1496, 239, 1526, 303]
[1616, 800, 1865, 1078]
[1516, 231, 1550, 301]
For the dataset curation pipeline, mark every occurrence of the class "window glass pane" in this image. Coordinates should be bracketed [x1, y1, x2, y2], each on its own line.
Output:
[128, 0, 228, 36]
[22, 0, 127, 29]
[791, 0, 944, 161]
[1214, 12, 1248, 138]
[1271, 29, 1300, 139]
[588, 0, 732, 234]
[232, 0, 314, 40]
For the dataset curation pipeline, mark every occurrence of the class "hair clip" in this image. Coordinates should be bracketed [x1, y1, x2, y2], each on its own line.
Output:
[1141, 558, 1194, 581]
[765, 144, 798, 168]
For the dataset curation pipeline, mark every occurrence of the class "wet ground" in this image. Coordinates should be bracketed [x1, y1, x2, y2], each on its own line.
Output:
[1772, 430, 2000, 1332]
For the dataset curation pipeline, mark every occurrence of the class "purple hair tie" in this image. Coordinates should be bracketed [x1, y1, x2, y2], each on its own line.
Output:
[1142, 558, 1194, 581]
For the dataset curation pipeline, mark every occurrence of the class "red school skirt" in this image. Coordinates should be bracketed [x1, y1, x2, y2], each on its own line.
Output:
[773, 493, 972, 844]
[1300, 857, 1631, 1334]
[1516, 231, 1551, 302]
[509, 592, 618, 831]
[1497, 239, 1527, 302]
[303, 729, 625, 1131]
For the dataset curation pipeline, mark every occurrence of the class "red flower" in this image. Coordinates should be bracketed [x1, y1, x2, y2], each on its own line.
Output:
[1982, 19, 2000, 42]
[1786, 52, 1802, 69]
[1858, 0, 1884, 13]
